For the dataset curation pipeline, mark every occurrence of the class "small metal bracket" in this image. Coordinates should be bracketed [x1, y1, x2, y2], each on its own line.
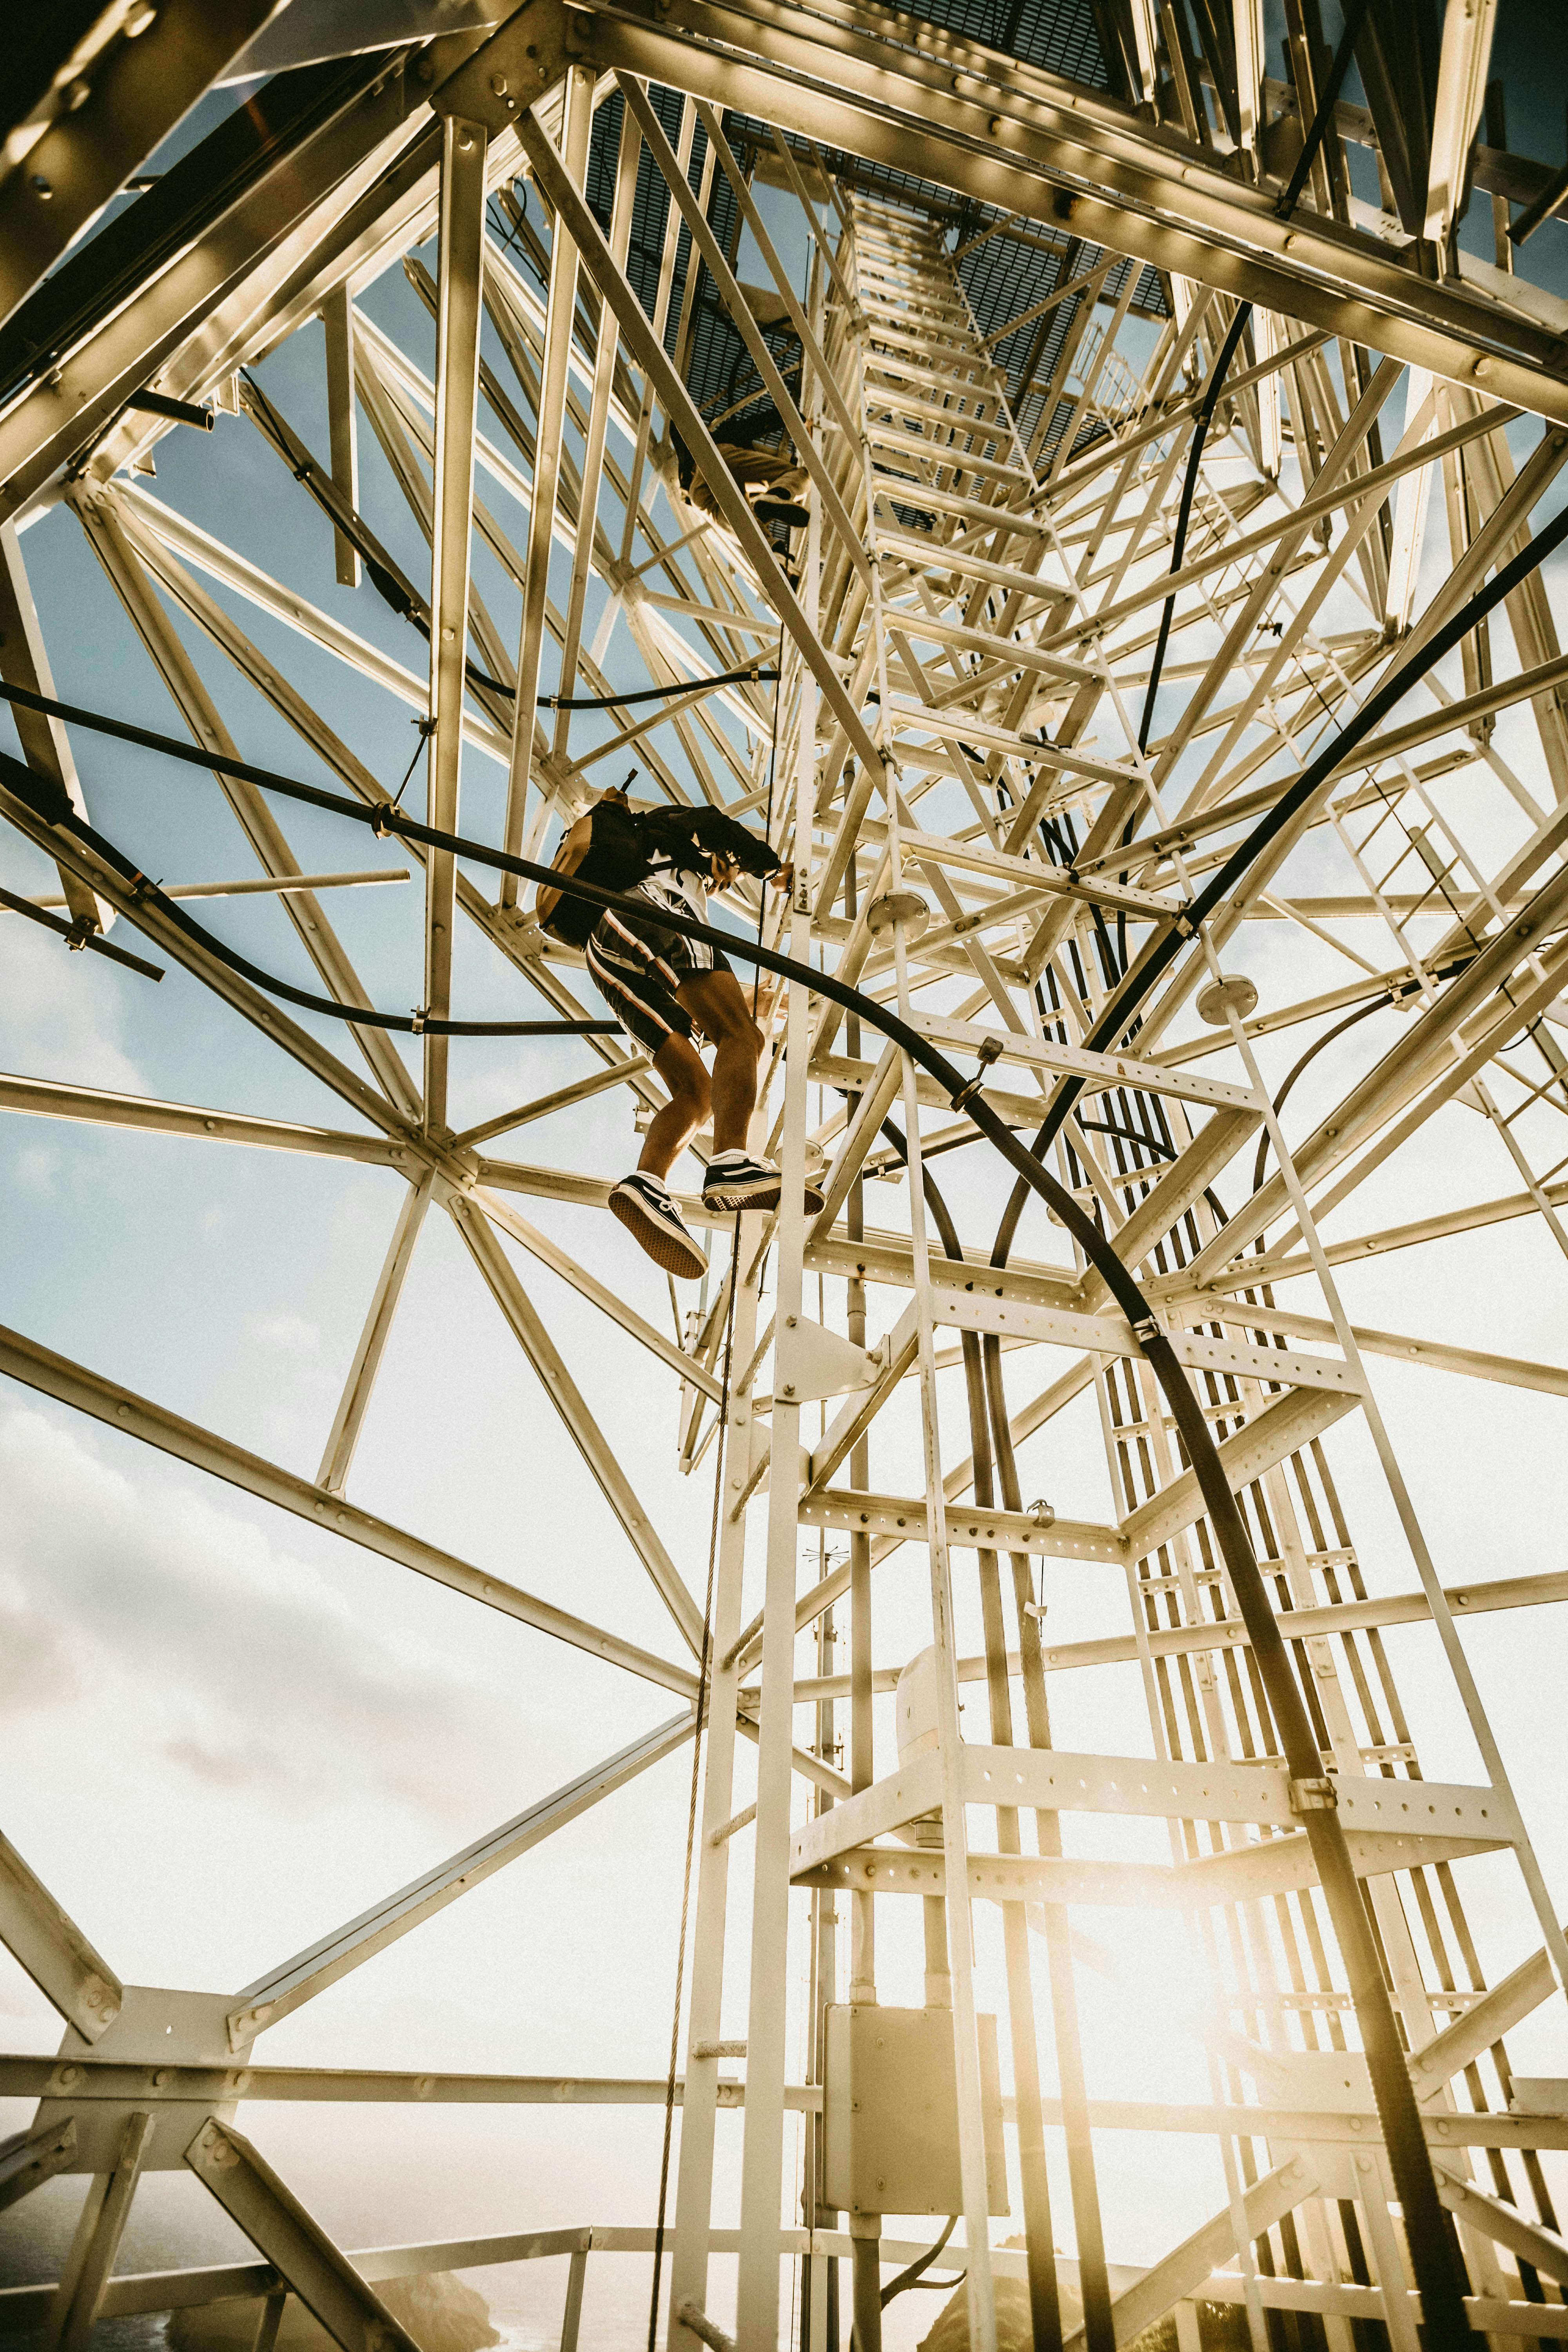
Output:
[950, 1035, 1004, 1112]
[776, 1314, 883, 1405]
[866, 890, 929, 940]
[1196, 972, 1259, 1025]
[1289, 1775, 1339, 1815]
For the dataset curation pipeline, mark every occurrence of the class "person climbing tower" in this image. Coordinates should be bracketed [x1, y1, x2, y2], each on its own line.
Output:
[534, 777, 825, 1278]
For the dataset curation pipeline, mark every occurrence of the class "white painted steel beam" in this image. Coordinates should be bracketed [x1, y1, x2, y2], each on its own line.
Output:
[0, 1833, 121, 2045]
[229, 1711, 697, 2044]
[0, 1319, 701, 1701]
[423, 111, 489, 1131]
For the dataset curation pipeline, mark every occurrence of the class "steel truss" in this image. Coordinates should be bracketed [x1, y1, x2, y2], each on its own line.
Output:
[4, 8, 1568, 2352]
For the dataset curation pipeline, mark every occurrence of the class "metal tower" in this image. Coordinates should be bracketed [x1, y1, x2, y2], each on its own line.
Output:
[4, 6, 1568, 2352]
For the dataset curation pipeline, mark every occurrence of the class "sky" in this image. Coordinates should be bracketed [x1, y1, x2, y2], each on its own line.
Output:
[4, 12, 1568, 2351]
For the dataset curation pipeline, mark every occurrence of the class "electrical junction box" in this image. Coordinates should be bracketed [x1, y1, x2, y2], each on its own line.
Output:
[822, 2004, 1009, 2218]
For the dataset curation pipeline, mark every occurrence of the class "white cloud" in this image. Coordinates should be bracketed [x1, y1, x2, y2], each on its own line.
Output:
[14, 1146, 57, 1191]
[252, 1308, 320, 1354]
[0, 912, 145, 1094]
[0, 1406, 539, 1828]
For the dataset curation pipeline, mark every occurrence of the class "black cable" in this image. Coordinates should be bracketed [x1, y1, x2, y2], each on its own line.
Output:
[0, 882, 164, 982]
[0, 679, 1510, 2348]
[539, 663, 779, 712]
[0, 750, 616, 1041]
[1030, 483, 1568, 1165]
[1247, 957, 1478, 1196]
[1274, 0, 1376, 224]
[880, 2217, 961, 2308]
[1136, 296, 1254, 754]
[241, 377, 778, 718]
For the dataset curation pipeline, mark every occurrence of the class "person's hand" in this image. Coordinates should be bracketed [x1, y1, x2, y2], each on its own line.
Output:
[769, 861, 795, 895]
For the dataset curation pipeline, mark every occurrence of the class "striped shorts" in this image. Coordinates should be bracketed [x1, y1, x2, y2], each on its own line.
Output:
[583, 889, 731, 1055]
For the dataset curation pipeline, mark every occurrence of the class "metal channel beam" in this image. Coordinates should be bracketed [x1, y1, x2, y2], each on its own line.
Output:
[0, 1830, 122, 2044]
[227, 1710, 695, 2045]
[0, 1319, 700, 1700]
[422, 109, 489, 1133]
[185, 2125, 422, 2352]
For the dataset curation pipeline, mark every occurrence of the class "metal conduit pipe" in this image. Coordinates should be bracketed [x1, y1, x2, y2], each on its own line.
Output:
[0, 668, 1511, 2350]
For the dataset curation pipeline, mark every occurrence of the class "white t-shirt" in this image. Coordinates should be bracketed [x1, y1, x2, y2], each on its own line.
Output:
[635, 858, 711, 927]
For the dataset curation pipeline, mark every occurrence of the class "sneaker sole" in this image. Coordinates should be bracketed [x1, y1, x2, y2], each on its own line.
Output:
[703, 1177, 828, 1215]
[610, 1188, 709, 1279]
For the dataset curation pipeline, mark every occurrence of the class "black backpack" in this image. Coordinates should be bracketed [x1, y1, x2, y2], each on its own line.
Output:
[541, 802, 779, 948]
[539, 799, 655, 949]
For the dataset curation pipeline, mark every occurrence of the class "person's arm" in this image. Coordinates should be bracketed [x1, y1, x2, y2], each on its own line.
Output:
[684, 806, 785, 882]
[534, 813, 595, 927]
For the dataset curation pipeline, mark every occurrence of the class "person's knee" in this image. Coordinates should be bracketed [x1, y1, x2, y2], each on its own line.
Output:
[712, 1015, 763, 1065]
[656, 1038, 710, 1116]
[674, 1056, 711, 1118]
[714, 993, 765, 1063]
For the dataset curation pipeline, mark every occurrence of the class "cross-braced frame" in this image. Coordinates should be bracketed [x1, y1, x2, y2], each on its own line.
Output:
[4, 7, 1568, 2352]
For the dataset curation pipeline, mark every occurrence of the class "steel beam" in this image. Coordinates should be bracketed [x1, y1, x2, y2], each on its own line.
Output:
[500, 67, 592, 900]
[316, 1174, 435, 1495]
[228, 1711, 697, 2045]
[0, 524, 107, 931]
[321, 284, 361, 589]
[0, 1829, 121, 2044]
[0, 2118, 76, 2217]
[0, 55, 429, 514]
[446, 1195, 708, 1655]
[0, 1318, 701, 1701]
[185, 2124, 422, 2352]
[579, 0, 1568, 425]
[46, 2111, 152, 2352]
[423, 111, 490, 1132]
[514, 109, 887, 779]
[0, 0, 280, 337]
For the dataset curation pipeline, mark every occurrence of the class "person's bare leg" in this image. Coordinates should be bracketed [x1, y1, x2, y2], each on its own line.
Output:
[676, 971, 764, 1154]
[637, 1032, 711, 1181]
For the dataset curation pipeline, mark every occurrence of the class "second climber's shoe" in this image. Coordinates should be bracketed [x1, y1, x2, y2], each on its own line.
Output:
[701, 1150, 826, 1216]
[609, 1172, 708, 1279]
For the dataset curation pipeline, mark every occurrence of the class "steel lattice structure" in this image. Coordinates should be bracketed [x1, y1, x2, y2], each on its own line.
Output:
[4, 5, 1568, 2352]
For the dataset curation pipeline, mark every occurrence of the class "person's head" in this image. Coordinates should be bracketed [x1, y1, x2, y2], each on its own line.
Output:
[708, 850, 740, 893]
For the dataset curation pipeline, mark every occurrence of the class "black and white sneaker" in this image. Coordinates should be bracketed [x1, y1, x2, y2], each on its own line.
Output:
[609, 1172, 709, 1279]
[701, 1151, 826, 1216]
